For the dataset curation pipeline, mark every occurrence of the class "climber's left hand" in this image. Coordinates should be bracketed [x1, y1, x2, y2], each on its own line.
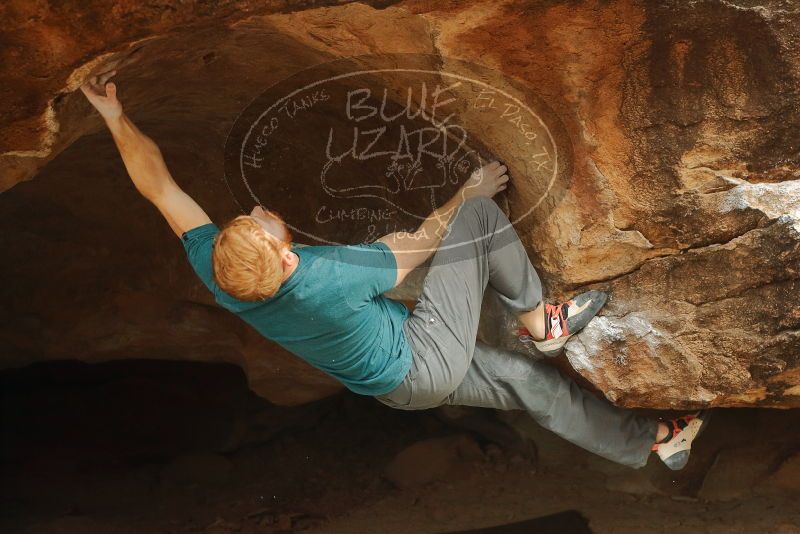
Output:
[80, 70, 123, 122]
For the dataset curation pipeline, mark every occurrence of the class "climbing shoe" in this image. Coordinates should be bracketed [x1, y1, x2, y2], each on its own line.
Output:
[517, 290, 607, 358]
[652, 410, 712, 471]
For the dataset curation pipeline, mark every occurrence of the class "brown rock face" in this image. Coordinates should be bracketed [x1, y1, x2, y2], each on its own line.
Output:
[1, 0, 798, 407]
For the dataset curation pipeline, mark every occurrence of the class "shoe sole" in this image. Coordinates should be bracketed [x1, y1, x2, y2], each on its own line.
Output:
[661, 410, 712, 471]
[532, 290, 607, 358]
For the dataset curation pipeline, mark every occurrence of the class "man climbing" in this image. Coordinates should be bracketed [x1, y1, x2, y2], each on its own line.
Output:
[81, 73, 709, 471]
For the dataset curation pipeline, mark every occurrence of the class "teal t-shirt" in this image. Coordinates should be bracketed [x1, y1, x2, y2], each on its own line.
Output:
[180, 223, 412, 396]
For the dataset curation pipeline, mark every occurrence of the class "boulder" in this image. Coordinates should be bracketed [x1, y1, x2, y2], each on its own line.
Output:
[384, 435, 483, 489]
[1, 0, 798, 407]
[697, 445, 781, 501]
[761, 452, 800, 495]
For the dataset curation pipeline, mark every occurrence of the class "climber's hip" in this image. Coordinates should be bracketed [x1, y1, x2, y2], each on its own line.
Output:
[375, 315, 468, 410]
[375, 198, 541, 410]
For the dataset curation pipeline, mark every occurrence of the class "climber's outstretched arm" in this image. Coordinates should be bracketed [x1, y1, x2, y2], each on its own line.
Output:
[80, 73, 211, 237]
[102, 113, 211, 236]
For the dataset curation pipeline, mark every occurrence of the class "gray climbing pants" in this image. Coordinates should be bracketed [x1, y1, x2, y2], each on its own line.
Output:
[376, 197, 658, 468]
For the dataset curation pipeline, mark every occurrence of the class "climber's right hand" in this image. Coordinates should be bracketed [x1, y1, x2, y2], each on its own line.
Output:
[459, 160, 509, 200]
[80, 70, 123, 122]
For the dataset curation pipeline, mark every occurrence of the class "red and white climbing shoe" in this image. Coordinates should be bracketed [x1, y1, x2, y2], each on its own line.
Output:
[518, 290, 607, 358]
[652, 411, 712, 471]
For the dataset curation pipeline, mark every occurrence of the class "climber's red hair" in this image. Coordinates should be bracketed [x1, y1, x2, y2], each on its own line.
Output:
[212, 216, 286, 301]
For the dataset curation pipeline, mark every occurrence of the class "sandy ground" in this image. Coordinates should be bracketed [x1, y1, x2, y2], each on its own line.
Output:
[1, 360, 798, 533]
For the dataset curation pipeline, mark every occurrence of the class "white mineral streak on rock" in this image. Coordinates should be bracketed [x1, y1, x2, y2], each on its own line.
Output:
[1, 105, 58, 158]
[623, 314, 668, 353]
[2, 50, 118, 160]
[720, 180, 800, 232]
[565, 316, 620, 372]
[566, 313, 665, 372]
[714, 0, 776, 19]
[695, 388, 717, 403]
[565, 336, 596, 373]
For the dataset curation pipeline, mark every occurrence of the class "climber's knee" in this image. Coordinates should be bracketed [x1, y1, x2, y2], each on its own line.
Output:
[463, 196, 500, 216]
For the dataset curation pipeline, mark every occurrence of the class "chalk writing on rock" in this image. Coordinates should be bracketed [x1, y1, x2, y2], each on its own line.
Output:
[224, 54, 566, 254]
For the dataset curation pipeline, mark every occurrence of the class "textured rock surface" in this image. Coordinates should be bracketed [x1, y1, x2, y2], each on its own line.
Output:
[383, 434, 483, 489]
[1, 0, 799, 407]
